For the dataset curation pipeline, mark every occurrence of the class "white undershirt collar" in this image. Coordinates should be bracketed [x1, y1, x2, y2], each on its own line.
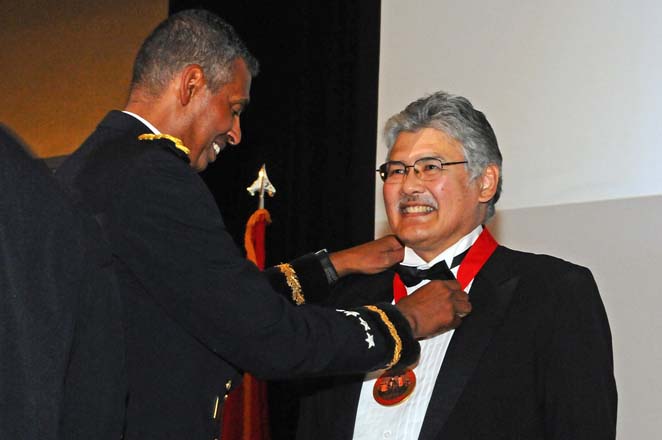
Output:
[122, 111, 161, 134]
[401, 224, 484, 270]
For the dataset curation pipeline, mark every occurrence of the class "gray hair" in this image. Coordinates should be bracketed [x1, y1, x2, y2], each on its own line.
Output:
[130, 9, 259, 96]
[383, 91, 503, 221]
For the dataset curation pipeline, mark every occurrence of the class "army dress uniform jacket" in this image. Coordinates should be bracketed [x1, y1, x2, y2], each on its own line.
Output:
[296, 246, 617, 440]
[55, 111, 418, 440]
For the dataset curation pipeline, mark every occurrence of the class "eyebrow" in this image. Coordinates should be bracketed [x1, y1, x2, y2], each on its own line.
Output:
[386, 155, 444, 163]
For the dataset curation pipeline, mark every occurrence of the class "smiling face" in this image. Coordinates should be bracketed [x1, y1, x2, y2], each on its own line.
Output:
[383, 127, 493, 261]
[186, 58, 251, 171]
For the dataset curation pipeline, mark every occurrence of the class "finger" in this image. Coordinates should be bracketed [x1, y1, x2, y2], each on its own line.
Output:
[450, 287, 468, 297]
[447, 315, 463, 330]
[452, 297, 472, 316]
[384, 248, 404, 263]
[450, 291, 470, 305]
[454, 294, 470, 307]
[439, 279, 462, 290]
[383, 234, 403, 247]
[453, 307, 471, 319]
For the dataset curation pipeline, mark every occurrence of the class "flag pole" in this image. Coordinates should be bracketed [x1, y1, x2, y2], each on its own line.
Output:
[222, 164, 277, 440]
[246, 164, 276, 210]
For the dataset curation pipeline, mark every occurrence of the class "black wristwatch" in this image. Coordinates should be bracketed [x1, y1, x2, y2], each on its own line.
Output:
[314, 248, 339, 286]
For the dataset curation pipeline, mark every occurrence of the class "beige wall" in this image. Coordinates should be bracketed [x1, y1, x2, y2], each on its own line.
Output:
[379, 1, 662, 437]
[0, 0, 168, 158]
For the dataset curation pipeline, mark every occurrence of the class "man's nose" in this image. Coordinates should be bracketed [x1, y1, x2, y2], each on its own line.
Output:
[227, 117, 242, 145]
[400, 166, 425, 193]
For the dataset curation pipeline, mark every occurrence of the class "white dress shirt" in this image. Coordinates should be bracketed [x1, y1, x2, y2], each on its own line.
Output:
[351, 225, 483, 440]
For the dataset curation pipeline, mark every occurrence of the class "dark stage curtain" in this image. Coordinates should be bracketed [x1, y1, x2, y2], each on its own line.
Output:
[169, 0, 381, 262]
[169, 1, 381, 438]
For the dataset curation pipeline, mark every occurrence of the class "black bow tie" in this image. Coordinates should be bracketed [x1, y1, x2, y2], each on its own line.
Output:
[395, 248, 469, 287]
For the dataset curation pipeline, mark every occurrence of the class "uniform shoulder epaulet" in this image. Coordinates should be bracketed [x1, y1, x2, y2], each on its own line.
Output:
[138, 133, 190, 163]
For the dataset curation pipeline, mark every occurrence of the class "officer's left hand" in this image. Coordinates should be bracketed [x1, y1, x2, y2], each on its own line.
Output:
[329, 235, 404, 277]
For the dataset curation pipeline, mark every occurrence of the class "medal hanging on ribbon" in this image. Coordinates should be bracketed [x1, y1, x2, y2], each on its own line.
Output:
[373, 227, 498, 406]
[372, 368, 417, 406]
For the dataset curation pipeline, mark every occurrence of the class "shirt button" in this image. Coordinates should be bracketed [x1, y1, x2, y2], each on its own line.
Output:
[383, 430, 391, 438]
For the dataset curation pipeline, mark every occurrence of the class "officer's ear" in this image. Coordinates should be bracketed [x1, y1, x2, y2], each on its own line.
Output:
[178, 64, 206, 106]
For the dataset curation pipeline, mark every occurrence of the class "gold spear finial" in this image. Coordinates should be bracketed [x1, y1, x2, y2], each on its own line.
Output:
[246, 164, 276, 209]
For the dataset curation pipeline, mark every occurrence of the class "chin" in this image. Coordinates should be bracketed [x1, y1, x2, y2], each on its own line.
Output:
[192, 161, 209, 172]
[396, 230, 429, 249]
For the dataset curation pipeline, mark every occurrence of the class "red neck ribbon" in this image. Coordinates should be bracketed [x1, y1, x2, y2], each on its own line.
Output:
[393, 227, 498, 303]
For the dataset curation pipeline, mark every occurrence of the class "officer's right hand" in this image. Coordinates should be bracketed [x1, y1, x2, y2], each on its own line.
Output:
[395, 280, 471, 339]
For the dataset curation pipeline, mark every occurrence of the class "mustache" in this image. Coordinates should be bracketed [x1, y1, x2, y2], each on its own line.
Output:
[398, 194, 438, 209]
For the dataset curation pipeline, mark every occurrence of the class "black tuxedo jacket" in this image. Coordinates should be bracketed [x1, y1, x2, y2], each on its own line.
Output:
[55, 111, 416, 440]
[0, 127, 125, 439]
[297, 246, 617, 439]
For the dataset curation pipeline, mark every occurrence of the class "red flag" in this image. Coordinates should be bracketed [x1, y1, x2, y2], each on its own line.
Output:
[244, 209, 271, 270]
[221, 208, 272, 440]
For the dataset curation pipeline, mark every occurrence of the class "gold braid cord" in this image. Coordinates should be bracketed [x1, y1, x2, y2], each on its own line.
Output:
[365, 305, 402, 369]
[277, 263, 305, 305]
[138, 133, 191, 155]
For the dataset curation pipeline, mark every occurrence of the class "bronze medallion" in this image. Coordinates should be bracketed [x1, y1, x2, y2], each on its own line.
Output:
[373, 369, 416, 406]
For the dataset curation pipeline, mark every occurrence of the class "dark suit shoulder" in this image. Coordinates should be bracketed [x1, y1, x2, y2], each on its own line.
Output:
[481, 246, 602, 331]
[494, 245, 593, 281]
[488, 245, 606, 345]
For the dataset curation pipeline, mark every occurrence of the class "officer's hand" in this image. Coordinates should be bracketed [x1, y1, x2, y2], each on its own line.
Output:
[329, 235, 404, 277]
[395, 280, 471, 339]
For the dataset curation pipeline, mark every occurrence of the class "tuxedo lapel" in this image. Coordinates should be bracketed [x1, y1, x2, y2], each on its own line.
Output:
[418, 247, 520, 440]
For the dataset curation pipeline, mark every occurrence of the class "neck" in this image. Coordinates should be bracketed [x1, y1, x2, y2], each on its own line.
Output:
[407, 225, 484, 264]
[124, 89, 184, 139]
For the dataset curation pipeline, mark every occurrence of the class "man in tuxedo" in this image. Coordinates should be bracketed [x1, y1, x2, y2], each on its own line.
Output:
[55, 10, 470, 439]
[296, 91, 617, 439]
[0, 126, 125, 440]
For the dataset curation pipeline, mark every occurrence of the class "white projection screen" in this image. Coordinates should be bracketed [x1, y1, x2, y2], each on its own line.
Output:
[376, 1, 662, 437]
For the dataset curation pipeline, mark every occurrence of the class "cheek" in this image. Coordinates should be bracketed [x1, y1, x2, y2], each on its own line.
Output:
[215, 109, 233, 131]
[382, 188, 400, 229]
[206, 111, 218, 129]
[383, 187, 400, 210]
[428, 180, 447, 200]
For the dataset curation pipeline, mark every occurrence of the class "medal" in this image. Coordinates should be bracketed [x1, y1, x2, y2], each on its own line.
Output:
[373, 368, 417, 406]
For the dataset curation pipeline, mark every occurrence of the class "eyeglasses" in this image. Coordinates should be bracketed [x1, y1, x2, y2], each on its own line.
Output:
[376, 157, 468, 183]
